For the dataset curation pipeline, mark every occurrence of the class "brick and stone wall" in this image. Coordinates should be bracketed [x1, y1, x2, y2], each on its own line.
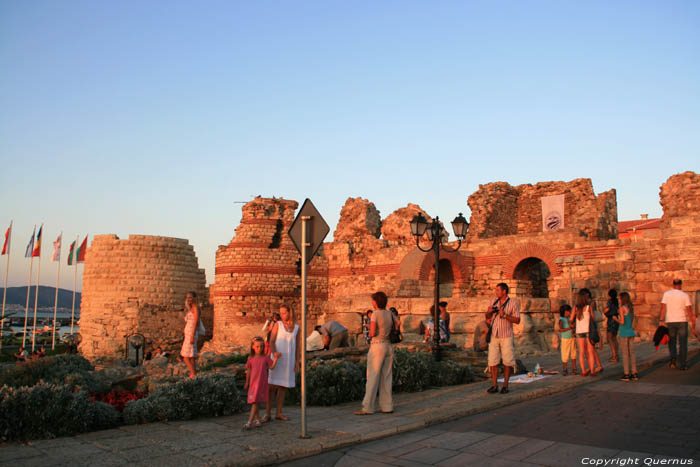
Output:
[79, 172, 699, 358]
[467, 178, 617, 241]
[206, 197, 328, 353]
[79, 235, 208, 359]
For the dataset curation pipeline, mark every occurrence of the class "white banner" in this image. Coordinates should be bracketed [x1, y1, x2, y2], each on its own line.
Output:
[541, 194, 565, 232]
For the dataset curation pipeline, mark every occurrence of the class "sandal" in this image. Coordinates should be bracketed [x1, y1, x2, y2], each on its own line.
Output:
[580, 371, 590, 377]
[253, 419, 262, 428]
[487, 386, 499, 394]
[354, 411, 372, 415]
[275, 414, 290, 421]
[243, 422, 253, 430]
[260, 415, 271, 423]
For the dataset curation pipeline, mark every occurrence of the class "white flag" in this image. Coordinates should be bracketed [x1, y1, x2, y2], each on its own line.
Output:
[51, 234, 62, 262]
[541, 194, 565, 232]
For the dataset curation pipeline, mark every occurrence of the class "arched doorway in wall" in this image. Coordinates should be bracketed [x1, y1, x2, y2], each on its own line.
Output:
[427, 258, 455, 298]
[513, 257, 551, 298]
[438, 259, 454, 298]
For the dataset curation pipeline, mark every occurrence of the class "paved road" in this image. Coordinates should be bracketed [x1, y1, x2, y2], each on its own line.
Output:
[281, 352, 700, 466]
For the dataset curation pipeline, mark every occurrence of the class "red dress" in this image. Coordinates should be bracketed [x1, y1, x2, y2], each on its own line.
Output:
[246, 355, 273, 403]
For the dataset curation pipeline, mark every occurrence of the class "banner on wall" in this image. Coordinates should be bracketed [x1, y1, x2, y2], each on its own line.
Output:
[541, 194, 565, 232]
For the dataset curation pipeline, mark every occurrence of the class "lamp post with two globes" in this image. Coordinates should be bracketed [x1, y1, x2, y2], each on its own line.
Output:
[409, 212, 469, 361]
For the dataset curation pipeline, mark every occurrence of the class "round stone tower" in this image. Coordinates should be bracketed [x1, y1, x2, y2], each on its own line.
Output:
[79, 234, 207, 359]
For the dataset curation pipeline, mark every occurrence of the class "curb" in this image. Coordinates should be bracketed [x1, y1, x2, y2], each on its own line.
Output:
[257, 345, 699, 467]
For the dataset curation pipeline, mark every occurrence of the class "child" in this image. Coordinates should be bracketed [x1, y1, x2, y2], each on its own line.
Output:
[244, 337, 280, 429]
[614, 292, 638, 381]
[557, 304, 578, 375]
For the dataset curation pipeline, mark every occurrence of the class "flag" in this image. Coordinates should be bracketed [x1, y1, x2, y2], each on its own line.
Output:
[32, 225, 42, 257]
[25, 227, 36, 258]
[51, 234, 62, 262]
[77, 235, 88, 263]
[67, 240, 76, 266]
[1, 222, 10, 255]
[541, 194, 565, 232]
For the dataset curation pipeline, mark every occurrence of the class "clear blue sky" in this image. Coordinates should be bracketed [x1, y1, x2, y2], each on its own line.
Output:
[1, 1, 699, 290]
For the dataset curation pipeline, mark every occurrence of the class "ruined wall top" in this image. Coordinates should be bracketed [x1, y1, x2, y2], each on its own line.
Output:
[226, 197, 299, 247]
[660, 171, 700, 219]
[333, 197, 382, 242]
[467, 178, 617, 241]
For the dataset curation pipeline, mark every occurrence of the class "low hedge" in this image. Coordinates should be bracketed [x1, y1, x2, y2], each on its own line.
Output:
[123, 374, 244, 424]
[0, 354, 108, 393]
[286, 349, 474, 406]
[0, 383, 120, 441]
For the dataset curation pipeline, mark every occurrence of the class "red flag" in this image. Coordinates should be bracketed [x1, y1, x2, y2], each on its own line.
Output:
[1, 222, 10, 255]
[77, 235, 88, 263]
[31, 225, 42, 257]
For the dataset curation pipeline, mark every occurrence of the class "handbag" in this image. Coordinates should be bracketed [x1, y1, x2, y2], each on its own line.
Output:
[589, 318, 600, 344]
[591, 304, 604, 323]
[197, 319, 206, 335]
[389, 313, 403, 344]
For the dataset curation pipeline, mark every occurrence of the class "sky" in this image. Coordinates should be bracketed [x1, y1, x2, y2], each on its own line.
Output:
[1, 1, 699, 291]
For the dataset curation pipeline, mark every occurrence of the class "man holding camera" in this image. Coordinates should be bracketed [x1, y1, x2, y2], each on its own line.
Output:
[486, 282, 521, 394]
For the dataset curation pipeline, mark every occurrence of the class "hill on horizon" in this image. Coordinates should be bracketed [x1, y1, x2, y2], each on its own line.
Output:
[1, 286, 81, 310]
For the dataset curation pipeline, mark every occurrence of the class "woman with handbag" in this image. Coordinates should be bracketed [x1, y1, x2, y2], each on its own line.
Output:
[615, 292, 638, 381]
[575, 293, 597, 376]
[180, 291, 201, 378]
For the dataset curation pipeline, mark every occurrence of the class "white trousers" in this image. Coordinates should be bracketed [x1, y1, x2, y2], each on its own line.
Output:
[362, 342, 393, 413]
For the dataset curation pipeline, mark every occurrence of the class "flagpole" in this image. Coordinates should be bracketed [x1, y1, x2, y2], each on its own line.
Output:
[32, 244, 42, 352]
[0, 220, 11, 352]
[71, 235, 78, 334]
[23, 225, 36, 349]
[52, 232, 62, 350]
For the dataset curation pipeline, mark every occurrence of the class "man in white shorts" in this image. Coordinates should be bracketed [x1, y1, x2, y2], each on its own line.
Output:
[486, 283, 521, 394]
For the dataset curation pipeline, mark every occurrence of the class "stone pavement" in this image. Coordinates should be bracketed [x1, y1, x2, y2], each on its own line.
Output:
[285, 349, 700, 466]
[1, 341, 697, 467]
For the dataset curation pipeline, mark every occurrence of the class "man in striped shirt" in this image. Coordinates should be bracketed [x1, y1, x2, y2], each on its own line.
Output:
[486, 282, 521, 394]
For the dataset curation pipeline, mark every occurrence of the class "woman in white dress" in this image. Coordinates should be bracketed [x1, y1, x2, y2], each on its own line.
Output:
[264, 304, 300, 422]
[180, 291, 200, 378]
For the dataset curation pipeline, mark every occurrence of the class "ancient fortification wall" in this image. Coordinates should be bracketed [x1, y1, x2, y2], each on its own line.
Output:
[205, 197, 328, 353]
[80, 171, 699, 358]
[79, 235, 207, 359]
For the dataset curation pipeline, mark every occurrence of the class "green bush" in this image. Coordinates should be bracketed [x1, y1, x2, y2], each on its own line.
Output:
[0, 354, 108, 393]
[0, 383, 120, 441]
[123, 374, 244, 424]
[285, 350, 474, 406]
[306, 359, 365, 406]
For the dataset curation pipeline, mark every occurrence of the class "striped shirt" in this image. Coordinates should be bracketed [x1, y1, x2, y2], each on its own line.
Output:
[490, 297, 520, 338]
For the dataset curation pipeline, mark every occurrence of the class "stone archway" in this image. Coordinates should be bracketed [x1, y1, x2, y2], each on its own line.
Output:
[513, 257, 551, 298]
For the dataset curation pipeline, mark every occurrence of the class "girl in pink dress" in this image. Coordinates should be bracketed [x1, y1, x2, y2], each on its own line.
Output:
[243, 337, 280, 430]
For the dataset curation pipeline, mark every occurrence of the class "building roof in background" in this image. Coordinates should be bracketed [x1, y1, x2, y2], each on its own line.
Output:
[618, 218, 662, 233]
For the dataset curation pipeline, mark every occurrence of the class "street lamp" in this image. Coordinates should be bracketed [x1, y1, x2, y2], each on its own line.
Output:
[410, 212, 469, 360]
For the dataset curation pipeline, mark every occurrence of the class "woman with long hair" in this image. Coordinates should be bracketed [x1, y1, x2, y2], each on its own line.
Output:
[615, 292, 638, 381]
[574, 293, 596, 376]
[580, 289, 604, 374]
[180, 291, 201, 378]
[264, 304, 300, 422]
[605, 289, 620, 363]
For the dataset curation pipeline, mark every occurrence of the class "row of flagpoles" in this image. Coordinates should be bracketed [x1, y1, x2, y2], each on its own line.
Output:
[0, 221, 88, 352]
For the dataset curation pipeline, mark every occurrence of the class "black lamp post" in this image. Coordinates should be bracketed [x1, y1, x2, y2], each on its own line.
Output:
[410, 212, 469, 360]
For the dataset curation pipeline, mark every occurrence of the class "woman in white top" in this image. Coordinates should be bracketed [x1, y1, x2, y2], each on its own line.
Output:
[574, 293, 596, 376]
[180, 291, 200, 378]
[264, 304, 300, 422]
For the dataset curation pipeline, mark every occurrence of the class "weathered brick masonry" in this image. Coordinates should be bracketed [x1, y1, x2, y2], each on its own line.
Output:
[80, 172, 700, 358]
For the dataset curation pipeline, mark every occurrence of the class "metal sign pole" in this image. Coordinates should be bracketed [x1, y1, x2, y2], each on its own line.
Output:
[300, 215, 310, 439]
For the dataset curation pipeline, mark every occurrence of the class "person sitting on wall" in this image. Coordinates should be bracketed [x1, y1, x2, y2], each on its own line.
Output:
[424, 305, 450, 343]
[315, 321, 349, 350]
[14, 346, 29, 362]
[363, 310, 373, 344]
[472, 312, 492, 352]
[439, 301, 451, 342]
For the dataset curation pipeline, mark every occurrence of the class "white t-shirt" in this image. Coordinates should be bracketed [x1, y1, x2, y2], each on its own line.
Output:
[661, 289, 692, 323]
